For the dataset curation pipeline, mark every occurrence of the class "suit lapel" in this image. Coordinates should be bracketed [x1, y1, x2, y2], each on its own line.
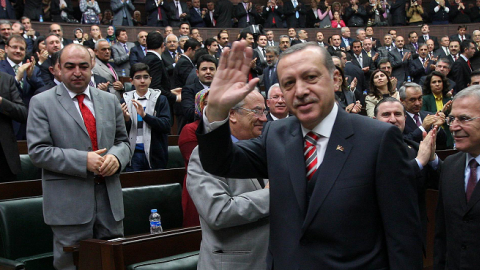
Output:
[91, 87, 105, 148]
[0, 60, 15, 77]
[302, 110, 354, 233]
[56, 84, 89, 136]
[285, 119, 308, 215]
[449, 153, 468, 212]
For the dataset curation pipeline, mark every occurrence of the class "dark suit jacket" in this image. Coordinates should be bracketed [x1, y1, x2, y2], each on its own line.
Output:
[283, 0, 306, 28]
[449, 34, 472, 43]
[213, 0, 234, 28]
[449, 56, 471, 94]
[263, 65, 278, 97]
[38, 58, 56, 90]
[434, 152, 480, 270]
[146, 0, 169, 26]
[409, 57, 435, 84]
[0, 72, 27, 176]
[24, 0, 43, 21]
[204, 10, 215, 27]
[167, 1, 190, 27]
[83, 39, 96, 50]
[403, 110, 447, 149]
[189, 7, 206, 27]
[418, 35, 439, 50]
[93, 74, 108, 88]
[340, 37, 354, 49]
[434, 47, 448, 59]
[235, 2, 257, 28]
[262, 5, 283, 28]
[390, 0, 406, 25]
[305, 8, 320, 28]
[181, 78, 205, 124]
[142, 52, 176, 107]
[129, 45, 146, 66]
[174, 55, 195, 88]
[344, 5, 367, 27]
[50, 0, 75, 22]
[0, 0, 16, 19]
[197, 108, 423, 269]
[344, 61, 366, 97]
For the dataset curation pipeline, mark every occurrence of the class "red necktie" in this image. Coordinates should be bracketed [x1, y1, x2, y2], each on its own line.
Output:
[272, 7, 276, 24]
[468, 60, 472, 70]
[158, 4, 162, 20]
[466, 159, 478, 202]
[76, 94, 98, 151]
[304, 132, 320, 181]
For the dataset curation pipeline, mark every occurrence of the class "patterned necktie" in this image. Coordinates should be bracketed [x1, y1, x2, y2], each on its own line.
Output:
[466, 159, 479, 202]
[89, 80, 95, 87]
[304, 131, 320, 181]
[175, 1, 180, 19]
[272, 6, 276, 24]
[293, 0, 299, 18]
[13, 64, 23, 88]
[158, 1, 163, 20]
[413, 114, 421, 127]
[76, 94, 98, 151]
[106, 63, 118, 81]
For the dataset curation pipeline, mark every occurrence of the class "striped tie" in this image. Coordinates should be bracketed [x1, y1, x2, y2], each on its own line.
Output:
[304, 131, 320, 181]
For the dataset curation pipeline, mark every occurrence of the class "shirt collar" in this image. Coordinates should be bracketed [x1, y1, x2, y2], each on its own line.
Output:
[6, 57, 21, 68]
[147, 49, 162, 60]
[301, 103, 338, 139]
[134, 90, 151, 100]
[64, 82, 91, 100]
[460, 54, 468, 62]
[466, 153, 480, 170]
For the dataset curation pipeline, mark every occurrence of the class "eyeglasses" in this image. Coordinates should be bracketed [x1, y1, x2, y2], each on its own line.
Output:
[237, 107, 268, 117]
[133, 75, 151, 80]
[268, 95, 285, 101]
[446, 115, 480, 126]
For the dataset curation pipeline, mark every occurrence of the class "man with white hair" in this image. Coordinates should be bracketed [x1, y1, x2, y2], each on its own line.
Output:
[266, 83, 289, 121]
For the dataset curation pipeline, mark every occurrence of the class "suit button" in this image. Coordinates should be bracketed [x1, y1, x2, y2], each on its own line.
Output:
[461, 245, 467, 250]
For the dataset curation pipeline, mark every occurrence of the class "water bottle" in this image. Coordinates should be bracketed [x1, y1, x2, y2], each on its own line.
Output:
[39, 15, 43, 23]
[407, 76, 412, 82]
[149, 209, 163, 234]
[122, 69, 126, 77]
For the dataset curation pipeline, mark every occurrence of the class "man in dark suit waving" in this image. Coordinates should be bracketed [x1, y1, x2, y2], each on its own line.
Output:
[196, 41, 423, 269]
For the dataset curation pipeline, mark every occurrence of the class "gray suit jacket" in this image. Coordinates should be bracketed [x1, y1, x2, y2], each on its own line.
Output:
[187, 147, 269, 270]
[111, 0, 135, 26]
[111, 41, 135, 76]
[92, 57, 123, 100]
[27, 84, 131, 226]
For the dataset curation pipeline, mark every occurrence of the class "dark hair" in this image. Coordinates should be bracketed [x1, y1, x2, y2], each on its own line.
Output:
[130, 62, 150, 78]
[217, 29, 228, 40]
[180, 22, 191, 30]
[196, 54, 217, 70]
[471, 70, 480, 78]
[335, 65, 347, 92]
[374, 96, 404, 117]
[351, 40, 362, 47]
[45, 33, 60, 41]
[146, 31, 164, 50]
[33, 35, 46, 55]
[6, 35, 26, 47]
[437, 57, 451, 68]
[51, 50, 62, 66]
[460, 39, 474, 54]
[114, 28, 126, 38]
[238, 31, 253, 41]
[369, 69, 394, 99]
[378, 58, 391, 67]
[408, 31, 417, 38]
[193, 48, 208, 64]
[204, 37, 217, 48]
[184, 38, 200, 53]
[423, 71, 450, 96]
[458, 25, 467, 30]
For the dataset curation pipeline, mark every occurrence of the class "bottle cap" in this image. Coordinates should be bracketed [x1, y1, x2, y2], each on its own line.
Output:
[151, 209, 157, 213]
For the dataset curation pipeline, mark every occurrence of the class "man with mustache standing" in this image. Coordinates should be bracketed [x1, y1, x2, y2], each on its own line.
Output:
[196, 41, 423, 268]
[434, 86, 480, 270]
[27, 44, 131, 270]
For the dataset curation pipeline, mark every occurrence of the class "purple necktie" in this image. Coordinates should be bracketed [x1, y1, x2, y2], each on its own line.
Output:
[466, 159, 479, 202]
[106, 63, 118, 81]
[413, 114, 421, 127]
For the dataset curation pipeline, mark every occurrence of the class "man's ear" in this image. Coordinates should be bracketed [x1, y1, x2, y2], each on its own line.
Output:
[229, 109, 237, 123]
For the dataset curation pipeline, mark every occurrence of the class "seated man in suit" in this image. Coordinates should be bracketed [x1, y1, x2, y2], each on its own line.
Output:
[263, 46, 279, 97]
[38, 34, 62, 90]
[187, 89, 269, 270]
[197, 41, 423, 269]
[434, 35, 450, 59]
[340, 27, 353, 51]
[405, 31, 420, 54]
[205, 37, 218, 59]
[129, 31, 148, 67]
[278, 35, 290, 54]
[111, 28, 135, 77]
[121, 63, 171, 171]
[266, 83, 289, 121]
[409, 44, 435, 83]
[448, 40, 461, 63]
[182, 54, 216, 125]
[399, 82, 448, 149]
[449, 24, 471, 42]
[86, 48, 110, 91]
[327, 35, 343, 56]
[266, 30, 278, 47]
[434, 86, 480, 269]
[374, 96, 440, 249]
[92, 39, 125, 100]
